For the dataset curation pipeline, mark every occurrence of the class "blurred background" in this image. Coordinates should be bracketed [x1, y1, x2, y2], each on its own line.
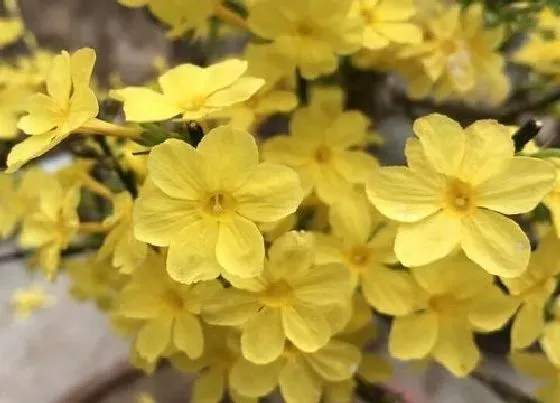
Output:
[0, 0, 552, 402]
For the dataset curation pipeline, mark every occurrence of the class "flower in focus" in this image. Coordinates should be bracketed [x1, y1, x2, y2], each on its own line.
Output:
[502, 231, 560, 350]
[351, 0, 422, 50]
[204, 231, 351, 364]
[389, 255, 517, 376]
[98, 192, 148, 274]
[248, 0, 362, 79]
[399, 4, 510, 106]
[7, 48, 99, 172]
[263, 100, 378, 204]
[134, 125, 303, 283]
[367, 114, 556, 277]
[18, 178, 80, 278]
[315, 192, 418, 315]
[110, 59, 264, 122]
[11, 285, 55, 318]
[116, 252, 221, 364]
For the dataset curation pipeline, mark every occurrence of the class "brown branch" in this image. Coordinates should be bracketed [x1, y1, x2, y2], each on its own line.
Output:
[471, 371, 538, 403]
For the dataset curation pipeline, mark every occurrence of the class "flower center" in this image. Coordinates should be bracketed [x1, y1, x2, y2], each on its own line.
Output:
[444, 179, 474, 214]
[163, 289, 184, 313]
[428, 294, 462, 315]
[260, 280, 293, 307]
[314, 145, 332, 164]
[347, 245, 371, 272]
[203, 192, 236, 217]
[186, 95, 207, 110]
[360, 7, 376, 25]
[296, 22, 315, 37]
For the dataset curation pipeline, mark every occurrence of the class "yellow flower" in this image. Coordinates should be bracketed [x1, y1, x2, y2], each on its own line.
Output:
[18, 179, 80, 278]
[211, 44, 297, 131]
[110, 59, 264, 122]
[98, 192, 148, 274]
[351, 0, 422, 50]
[134, 125, 303, 283]
[116, 252, 221, 363]
[315, 192, 418, 315]
[0, 173, 20, 238]
[263, 102, 378, 205]
[229, 339, 361, 403]
[67, 255, 125, 310]
[7, 48, 99, 172]
[502, 231, 560, 350]
[399, 4, 509, 105]
[389, 255, 517, 377]
[11, 285, 55, 319]
[248, 0, 362, 79]
[204, 231, 351, 364]
[0, 84, 32, 138]
[0, 18, 23, 48]
[511, 322, 560, 403]
[544, 158, 560, 235]
[367, 114, 556, 277]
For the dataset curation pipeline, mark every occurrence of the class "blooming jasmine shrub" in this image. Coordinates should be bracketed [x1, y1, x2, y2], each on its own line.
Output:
[3, 0, 560, 402]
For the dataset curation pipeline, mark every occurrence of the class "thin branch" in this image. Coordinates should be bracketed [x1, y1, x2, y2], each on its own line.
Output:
[94, 135, 138, 198]
[471, 371, 538, 403]
[296, 68, 309, 107]
[355, 377, 405, 403]
[501, 88, 560, 121]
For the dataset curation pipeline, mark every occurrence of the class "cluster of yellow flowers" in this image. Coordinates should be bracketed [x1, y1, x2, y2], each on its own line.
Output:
[2, 0, 560, 402]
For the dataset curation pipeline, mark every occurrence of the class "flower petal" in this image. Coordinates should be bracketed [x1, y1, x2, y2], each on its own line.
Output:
[197, 125, 259, 191]
[329, 193, 372, 244]
[47, 51, 71, 107]
[511, 300, 546, 350]
[235, 163, 303, 223]
[109, 87, 181, 122]
[241, 308, 285, 364]
[217, 215, 264, 278]
[283, 303, 331, 352]
[6, 130, 65, 173]
[279, 358, 321, 403]
[413, 114, 465, 176]
[468, 287, 519, 332]
[230, 358, 283, 398]
[395, 212, 462, 267]
[203, 289, 260, 326]
[292, 263, 351, 305]
[389, 312, 438, 360]
[332, 151, 378, 185]
[133, 181, 200, 247]
[70, 47, 96, 86]
[432, 319, 480, 377]
[17, 93, 58, 134]
[461, 209, 530, 278]
[206, 77, 265, 108]
[542, 322, 560, 367]
[191, 367, 225, 403]
[305, 340, 361, 381]
[367, 166, 442, 223]
[361, 266, 419, 315]
[135, 316, 173, 363]
[148, 139, 207, 200]
[167, 219, 221, 284]
[173, 313, 204, 359]
[475, 157, 556, 214]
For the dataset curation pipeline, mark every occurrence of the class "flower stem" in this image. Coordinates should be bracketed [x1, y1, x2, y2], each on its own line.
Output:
[79, 222, 108, 233]
[213, 3, 248, 30]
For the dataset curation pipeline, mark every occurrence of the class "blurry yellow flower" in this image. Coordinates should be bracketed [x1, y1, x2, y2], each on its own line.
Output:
[248, 0, 362, 79]
[315, 193, 418, 315]
[511, 322, 560, 403]
[0, 173, 19, 238]
[135, 392, 156, 403]
[98, 192, 148, 274]
[502, 231, 560, 350]
[0, 18, 23, 48]
[389, 255, 517, 377]
[7, 48, 99, 172]
[116, 252, 221, 363]
[400, 4, 509, 106]
[352, 0, 422, 50]
[230, 339, 361, 403]
[19, 179, 80, 278]
[111, 59, 264, 122]
[0, 84, 32, 138]
[11, 285, 55, 319]
[134, 125, 303, 283]
[544, 158, 560, 235]
[67, 255, 125, 310]
[367, 114, 556, 277]
[212, 45, 297, 131]
[263, 104, 378, 204]
[204, 231, 351, 364]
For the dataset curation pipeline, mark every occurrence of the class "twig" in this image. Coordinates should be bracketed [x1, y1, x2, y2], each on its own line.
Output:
[501, 88, 560, 121]
[296, 68, 309, 107]
[355, 377, 405, 403]
[94, 135, 138, 198]
[471, 371, 538, 403]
